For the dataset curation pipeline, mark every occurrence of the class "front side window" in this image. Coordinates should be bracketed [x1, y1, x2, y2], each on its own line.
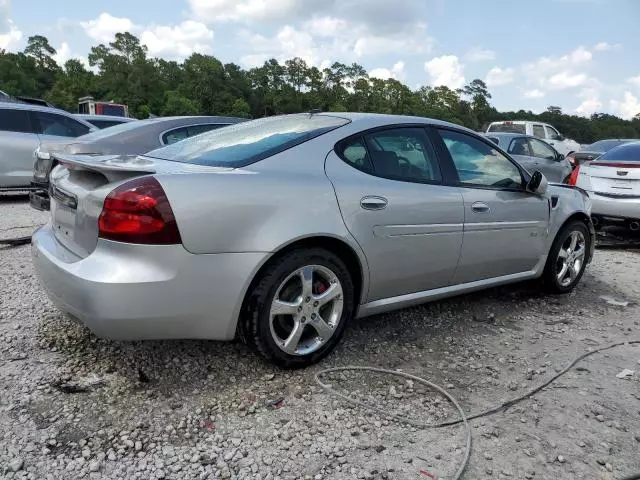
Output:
[532, 125, 545, 139]
[508, 137, 532, 156]
[528, 137, 557, 160]
[439, 129, 523, 189]
[147, 114, 350, 167]
[32, 111, 90, 137]
[0, 109, 32, 133]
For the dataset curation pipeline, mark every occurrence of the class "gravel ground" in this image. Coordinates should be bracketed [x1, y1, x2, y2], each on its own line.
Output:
[1, 194, 640, 480]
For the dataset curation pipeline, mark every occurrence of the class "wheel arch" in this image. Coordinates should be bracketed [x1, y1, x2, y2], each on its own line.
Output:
[555, 211, 594, 262]
[236, 234, 368, 335]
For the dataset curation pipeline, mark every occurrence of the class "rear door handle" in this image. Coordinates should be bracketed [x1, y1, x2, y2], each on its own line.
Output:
[360, 196, 388, 210]
[471, 201, 490, 213]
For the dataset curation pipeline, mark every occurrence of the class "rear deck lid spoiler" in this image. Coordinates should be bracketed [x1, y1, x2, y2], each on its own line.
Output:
[51, 153, 158, 175]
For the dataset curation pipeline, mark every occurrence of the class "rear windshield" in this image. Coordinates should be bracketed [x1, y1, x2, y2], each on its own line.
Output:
[487, 123, 526, 134]
[146, 114, 351, 167]
[586, 139, 636, 152]
[596, 142, 640, 162]
[485, 136, 500, 145]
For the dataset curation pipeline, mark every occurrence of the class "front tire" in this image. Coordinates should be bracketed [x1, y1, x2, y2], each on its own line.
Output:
[241, 248, 354, 368]
[542, 220, 590, 293]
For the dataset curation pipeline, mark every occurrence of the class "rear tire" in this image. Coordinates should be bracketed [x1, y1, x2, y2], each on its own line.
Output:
[240, 248, 354, 368]
[542, 220, 590, 293]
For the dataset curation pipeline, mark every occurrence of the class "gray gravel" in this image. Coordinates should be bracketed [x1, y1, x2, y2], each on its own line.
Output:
[1, 194, 640, 480]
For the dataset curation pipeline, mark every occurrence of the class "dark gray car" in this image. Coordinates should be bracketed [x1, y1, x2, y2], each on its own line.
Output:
[30, 115, 245, 210]
[485, 132, 572, 183]
[567, 139, 638, 168]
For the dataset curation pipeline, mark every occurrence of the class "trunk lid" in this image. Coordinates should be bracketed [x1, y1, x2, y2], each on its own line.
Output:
[48, 153, 231, 258]
[584, 163, 640, 198]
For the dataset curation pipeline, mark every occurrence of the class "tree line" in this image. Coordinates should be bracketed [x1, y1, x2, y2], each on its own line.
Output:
[2, 33, 639, 144]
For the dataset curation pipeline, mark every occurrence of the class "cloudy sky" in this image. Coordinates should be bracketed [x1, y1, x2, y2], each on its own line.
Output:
[2, 0, 639, 118]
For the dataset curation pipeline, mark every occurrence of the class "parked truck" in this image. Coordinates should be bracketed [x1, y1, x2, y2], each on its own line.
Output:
[486, 120, 580, 157]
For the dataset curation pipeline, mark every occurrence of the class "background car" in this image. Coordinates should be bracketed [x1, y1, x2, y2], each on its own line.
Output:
[32, 113, 594, 368]
[485, 132, 572, 182]
[30, 115, 245, 210]
[570, 141, 640, 230]
[566, 138, 638, 168]
[0, 102, 96, 190]
[486, 120, 581, 156]
[73, 114, 137, 129]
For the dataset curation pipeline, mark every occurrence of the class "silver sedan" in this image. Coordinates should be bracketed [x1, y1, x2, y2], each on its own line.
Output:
[32, 113, 595, 367]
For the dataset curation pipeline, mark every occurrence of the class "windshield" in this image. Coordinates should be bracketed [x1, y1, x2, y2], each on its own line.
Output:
[586, 139, 636, 152]
[487, 123, 526, 134]
[146, 114, 351, 167]
[596, 142, 640, 162]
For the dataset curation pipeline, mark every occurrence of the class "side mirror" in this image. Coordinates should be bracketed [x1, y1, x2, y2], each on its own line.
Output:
[527, 171, 548, 195]
[556, 151, 565, 161]
[556, 134, 565, 141]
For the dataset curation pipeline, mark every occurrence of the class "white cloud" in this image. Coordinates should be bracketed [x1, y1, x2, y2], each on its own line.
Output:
[610, 91, 640, 120]
[485, 67, 515, 87]
[238, 25, 318, 67]
[628, 76, 640, 88]
[80, 13, 214, 60]
[547, 71, 588, 90]
[186, 0, 303, 22]
[304, 16, 348, 38]
[424, 55, 465, 89]
[574, 88, 602, 116]
[140, 21, 214, 59]
[80, 12, 135, 44]
[593, 41, 621, 51]
[0, 0, 22, 51]
[466, 46, 495, 62]
[369, 61, 405, 81]
[524, 89, 545, 98]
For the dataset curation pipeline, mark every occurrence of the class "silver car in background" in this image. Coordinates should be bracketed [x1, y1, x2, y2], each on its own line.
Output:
[485, 132, 572, 183]
[0, 102, 95, 189]
[32, 113, 594, 367]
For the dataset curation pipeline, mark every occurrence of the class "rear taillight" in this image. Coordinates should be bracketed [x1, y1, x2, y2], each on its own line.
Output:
[98, 176, 181, 245]
[567, 165, 580, 185]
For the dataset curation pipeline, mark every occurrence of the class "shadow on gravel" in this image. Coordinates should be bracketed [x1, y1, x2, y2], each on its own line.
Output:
[0, 193, 30, 203]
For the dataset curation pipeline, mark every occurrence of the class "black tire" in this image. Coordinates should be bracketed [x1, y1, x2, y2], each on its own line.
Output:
[542, 220, 591, 293]
[240, 248, 355, 368]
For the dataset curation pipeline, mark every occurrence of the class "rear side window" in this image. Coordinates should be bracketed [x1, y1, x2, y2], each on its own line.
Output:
[532, 125, 545, 138]
[0, 109, 32, 133]
[487, 123, 526, 134]
[147, 114, 350, 167]
[32, 111, 90, 137]
[597, 143, 640, 162]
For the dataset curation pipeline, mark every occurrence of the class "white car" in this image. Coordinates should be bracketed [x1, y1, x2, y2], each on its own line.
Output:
[569, 141, 640, 230]
[487, 121, 580, 157]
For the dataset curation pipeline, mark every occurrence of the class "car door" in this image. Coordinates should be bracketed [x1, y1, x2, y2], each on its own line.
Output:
[544, 125, 569, 155]
[325, 126, 464, 302]
[434, 128, 550, 284]
[0, 108, 40, 188]
[526, 136, 570, 182]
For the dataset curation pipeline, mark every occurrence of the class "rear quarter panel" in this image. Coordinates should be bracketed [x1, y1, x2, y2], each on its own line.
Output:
[155, 133, 369, 259]
[546, 184, 592, 248]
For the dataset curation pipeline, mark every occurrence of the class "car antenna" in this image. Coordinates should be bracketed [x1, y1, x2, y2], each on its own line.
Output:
[308, 108, 323, 117]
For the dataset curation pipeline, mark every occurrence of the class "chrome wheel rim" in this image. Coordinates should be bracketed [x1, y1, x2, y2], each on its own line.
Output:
[269, 265, 344, 356]
[555, 230, 586, 287]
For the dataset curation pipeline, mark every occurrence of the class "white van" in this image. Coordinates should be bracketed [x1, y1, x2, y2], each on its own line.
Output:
[486, 121, 580, 157]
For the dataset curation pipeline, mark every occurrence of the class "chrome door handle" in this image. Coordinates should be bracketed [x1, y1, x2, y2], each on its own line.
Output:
[360, 196, 388, 210]
[471, 201, 490, 213]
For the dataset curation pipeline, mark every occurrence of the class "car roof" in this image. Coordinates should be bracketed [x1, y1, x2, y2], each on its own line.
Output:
[484, 132, 535, 139]
[74, 114, 137, 122]
[0, 102, 95, 128]
[315, 112, 480, 135]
